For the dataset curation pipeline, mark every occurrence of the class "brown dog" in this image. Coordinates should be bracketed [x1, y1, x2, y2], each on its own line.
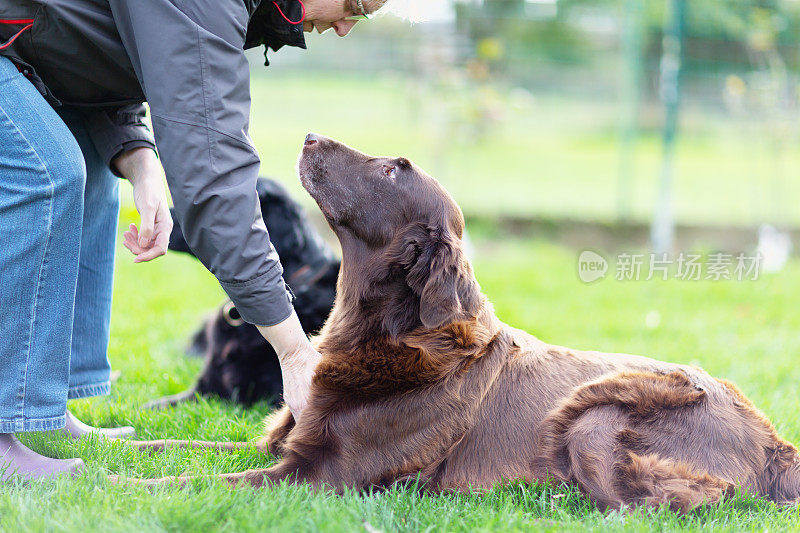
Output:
[124, 135, 800, 513]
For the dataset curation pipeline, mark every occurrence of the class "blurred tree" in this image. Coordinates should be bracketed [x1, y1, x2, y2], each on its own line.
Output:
[455, 0, 588, 71]
[454, 0, 800, 79]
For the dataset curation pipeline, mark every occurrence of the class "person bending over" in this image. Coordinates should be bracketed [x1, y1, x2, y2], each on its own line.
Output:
[0, 0, 386, 480]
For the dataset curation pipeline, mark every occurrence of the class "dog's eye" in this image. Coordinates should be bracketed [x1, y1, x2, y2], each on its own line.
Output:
[382, 165, 397, 179]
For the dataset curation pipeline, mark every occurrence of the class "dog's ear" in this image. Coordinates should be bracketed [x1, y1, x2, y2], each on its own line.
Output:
[401, 224, 481, 329]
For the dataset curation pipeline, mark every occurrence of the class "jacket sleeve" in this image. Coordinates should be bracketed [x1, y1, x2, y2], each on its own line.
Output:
[83, 104, 157, 175]
[107, 0, 295, 326]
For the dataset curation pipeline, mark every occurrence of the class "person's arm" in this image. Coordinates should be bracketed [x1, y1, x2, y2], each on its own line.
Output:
[80, 104, 173, 261]
[107, 0, 318, 419]
[84, 104, 156, 174]
[257, 312, 321, 418]
[113, 147, 173, 263]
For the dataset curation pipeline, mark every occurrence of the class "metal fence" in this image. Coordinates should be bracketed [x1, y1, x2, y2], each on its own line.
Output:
[251, 0, 800, 238]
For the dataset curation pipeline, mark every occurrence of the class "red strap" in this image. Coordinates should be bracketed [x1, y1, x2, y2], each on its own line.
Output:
[272, 0, 305, 25]
[0, 23, 32, 51]
[0, 19, 34, 24]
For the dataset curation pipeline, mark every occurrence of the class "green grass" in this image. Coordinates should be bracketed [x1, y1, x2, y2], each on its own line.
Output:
[2, 213, 800, 531]
[245, 71, 800, 228]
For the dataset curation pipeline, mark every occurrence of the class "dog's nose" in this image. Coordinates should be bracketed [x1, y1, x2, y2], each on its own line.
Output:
[305, 133, 319, 146]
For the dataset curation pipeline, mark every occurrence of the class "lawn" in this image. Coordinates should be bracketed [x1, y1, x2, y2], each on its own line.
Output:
[2, 210, 800, 531]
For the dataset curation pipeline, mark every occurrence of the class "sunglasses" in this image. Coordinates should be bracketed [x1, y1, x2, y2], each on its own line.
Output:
[345, 0, 372, 20]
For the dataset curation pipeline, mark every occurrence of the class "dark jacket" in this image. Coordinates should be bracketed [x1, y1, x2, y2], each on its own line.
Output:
[0, 0, 307, 326]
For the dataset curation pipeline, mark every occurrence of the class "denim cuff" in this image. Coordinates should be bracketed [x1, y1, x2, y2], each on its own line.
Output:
[0, 415, 66, 433]
[67, 381, 111, 400]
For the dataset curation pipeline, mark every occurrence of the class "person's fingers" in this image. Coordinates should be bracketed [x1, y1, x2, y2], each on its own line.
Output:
[125, 229, 138, 244]
[138, 201, 156, 248]
[133, 244, 166, 263]
[128, 224, 142, 247]
[124, 242, 144, 257]
[124, 206, 174, 263]
[132, 223, 170, 263]
[153, 223, 171, 257]
[123, 231, 143, 255]
[123, 240, 137, 256]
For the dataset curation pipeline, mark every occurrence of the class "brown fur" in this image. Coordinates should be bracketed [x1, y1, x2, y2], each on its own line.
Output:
[124, 136, 800, 512]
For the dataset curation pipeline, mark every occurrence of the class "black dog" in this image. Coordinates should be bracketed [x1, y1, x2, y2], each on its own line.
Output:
[144, 178, 340, 409]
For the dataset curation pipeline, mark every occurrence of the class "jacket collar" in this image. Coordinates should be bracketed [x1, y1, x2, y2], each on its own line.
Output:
[245, 0, 307, 66]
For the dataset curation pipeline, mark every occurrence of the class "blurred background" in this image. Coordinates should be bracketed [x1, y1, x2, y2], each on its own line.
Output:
[214, 0, 800, 256]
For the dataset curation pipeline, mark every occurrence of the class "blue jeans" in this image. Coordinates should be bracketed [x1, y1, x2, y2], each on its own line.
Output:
[0, 56, 119, 433]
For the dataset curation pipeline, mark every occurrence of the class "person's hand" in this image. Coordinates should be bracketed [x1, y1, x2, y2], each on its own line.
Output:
[113, 147, 173, 263]
[257, 311, 322, 421]
[275, 342, 322, 422]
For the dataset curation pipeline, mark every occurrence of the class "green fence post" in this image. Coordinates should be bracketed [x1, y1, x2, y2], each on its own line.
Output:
[618, 0, 646, 221]
[651, 0, 686, 253]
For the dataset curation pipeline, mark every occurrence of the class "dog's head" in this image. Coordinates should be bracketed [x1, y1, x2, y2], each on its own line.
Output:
[298, 134, 481, 337]
[193, 303, 283, 404]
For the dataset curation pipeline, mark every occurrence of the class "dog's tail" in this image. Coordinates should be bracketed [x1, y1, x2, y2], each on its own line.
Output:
[143, 387, 199, 410]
